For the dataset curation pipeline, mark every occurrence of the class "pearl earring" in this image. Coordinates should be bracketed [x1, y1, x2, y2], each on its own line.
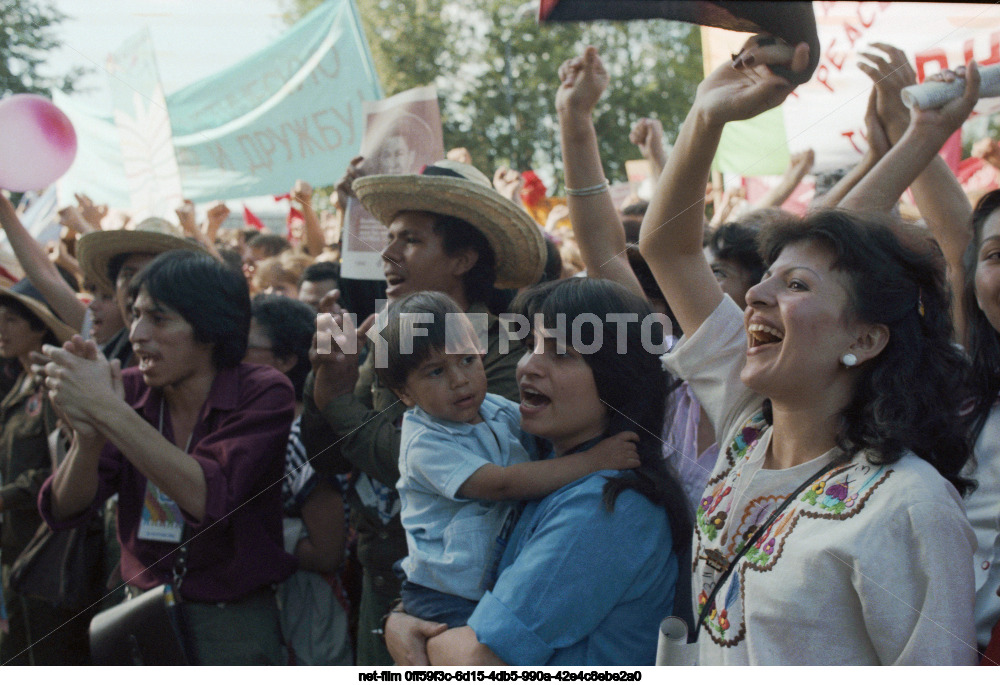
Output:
[841, 353, 858, 367]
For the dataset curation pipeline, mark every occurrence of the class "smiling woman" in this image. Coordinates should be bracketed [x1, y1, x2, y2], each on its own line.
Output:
[638, 35, 978, 664]
[958, 190, 1000, 654]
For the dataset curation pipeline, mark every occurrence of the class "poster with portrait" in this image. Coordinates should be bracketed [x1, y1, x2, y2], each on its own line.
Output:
[341, 86, 445, 280]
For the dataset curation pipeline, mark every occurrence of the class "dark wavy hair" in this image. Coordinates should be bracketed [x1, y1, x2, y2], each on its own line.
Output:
[250, 294, 315, 400]
[128, 250, 250, 369]
[511, 278, 691, 553]
[759, 209, 973, 495]
[962, 189, 1000, 444]
[703, 210, 785, 286]
[432, 213, 497, 307]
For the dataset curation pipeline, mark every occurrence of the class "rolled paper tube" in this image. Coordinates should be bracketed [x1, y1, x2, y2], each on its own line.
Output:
[655, 616, 698, 666]
[901, 63, 1000, 109]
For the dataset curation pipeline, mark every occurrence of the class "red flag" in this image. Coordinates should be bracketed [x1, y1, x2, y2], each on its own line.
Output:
[243, 205, 264, 230]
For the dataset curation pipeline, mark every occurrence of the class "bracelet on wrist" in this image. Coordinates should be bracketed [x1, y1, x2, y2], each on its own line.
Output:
[565, 179, 610, 197]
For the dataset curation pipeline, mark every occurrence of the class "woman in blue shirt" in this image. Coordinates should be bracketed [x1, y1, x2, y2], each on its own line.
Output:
[386, 278, 691, 665]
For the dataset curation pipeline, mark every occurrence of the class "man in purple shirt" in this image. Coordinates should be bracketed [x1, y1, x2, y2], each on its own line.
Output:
[36, 251, 296, 665]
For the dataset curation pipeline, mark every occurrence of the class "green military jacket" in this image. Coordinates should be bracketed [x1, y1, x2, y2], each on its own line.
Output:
[300, 302, 522, 594]
[0, 373, 57, 563]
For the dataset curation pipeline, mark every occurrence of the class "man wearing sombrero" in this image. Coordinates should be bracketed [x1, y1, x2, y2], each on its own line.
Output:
[0, 280, 87, 665]
[299, 159, 545, 665]
[75, 218, 211, 366]
[0, 193, 209, 369]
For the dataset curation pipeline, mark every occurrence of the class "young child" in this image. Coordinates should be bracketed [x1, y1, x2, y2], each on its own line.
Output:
[375, 291, 640, 627]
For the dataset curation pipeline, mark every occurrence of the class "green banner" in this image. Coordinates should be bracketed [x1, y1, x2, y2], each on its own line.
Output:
[167, 0, 382, 202]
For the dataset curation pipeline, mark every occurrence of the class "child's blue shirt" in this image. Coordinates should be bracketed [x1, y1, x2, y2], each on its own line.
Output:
[397, 393, 534, 601]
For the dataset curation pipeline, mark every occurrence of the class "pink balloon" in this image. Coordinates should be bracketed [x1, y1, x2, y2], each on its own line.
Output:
[0, 94, 78, 192]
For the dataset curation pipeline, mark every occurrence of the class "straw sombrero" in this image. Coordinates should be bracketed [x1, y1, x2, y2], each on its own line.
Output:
[0, 279, 77, 343]
[77, 217, 210, 293]
[353, 161, 547, 289]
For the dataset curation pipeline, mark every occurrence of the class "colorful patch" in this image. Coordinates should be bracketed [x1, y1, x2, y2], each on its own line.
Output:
[696, 412, 767, 541]
[25, 390, 43, 417]
[695, 411, 896, 648]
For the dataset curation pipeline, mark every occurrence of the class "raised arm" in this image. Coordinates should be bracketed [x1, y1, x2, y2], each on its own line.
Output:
[556, 47, 643, 297]
[841, 61, 979, 217]
[0, 192, 85, 330]
[639, 37, 810, 336]
[292, 180, 325, 256]
[810, 109, 883, 211]
[849, 45, 975, 339]
[754, 148, 814, 209]
[630, 117, 667, 180]
[203, 202, 230, 248]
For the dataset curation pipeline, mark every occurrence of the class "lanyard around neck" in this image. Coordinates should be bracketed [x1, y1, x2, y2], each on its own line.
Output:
[158, 396, 194, 454]
[694, 456, 839, 640]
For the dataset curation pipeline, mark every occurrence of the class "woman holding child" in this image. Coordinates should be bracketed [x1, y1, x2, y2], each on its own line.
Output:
[301, 159, 548, 664]
[639, 37, 977, 664]
[385, 277, 691, 665]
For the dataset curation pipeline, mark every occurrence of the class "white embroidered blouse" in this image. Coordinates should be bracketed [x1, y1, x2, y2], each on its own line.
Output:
[662, 297, 977, 665]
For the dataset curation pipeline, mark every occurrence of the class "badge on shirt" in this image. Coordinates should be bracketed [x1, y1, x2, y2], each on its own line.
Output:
[25, 390, 42, 417]
[138, 481, 185, 543]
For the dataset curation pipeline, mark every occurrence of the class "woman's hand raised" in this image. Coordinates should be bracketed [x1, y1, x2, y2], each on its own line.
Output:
[694, 37, 810, 128]
[911, 61, 981, 139]
[556, 46, 609, 117]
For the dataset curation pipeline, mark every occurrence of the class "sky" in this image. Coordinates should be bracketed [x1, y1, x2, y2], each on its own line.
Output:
[46, 0, 289, 110]
[38, 0, 301, 213]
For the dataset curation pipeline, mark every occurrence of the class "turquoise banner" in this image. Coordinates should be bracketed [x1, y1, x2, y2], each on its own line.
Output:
[167, 0, 382, 202]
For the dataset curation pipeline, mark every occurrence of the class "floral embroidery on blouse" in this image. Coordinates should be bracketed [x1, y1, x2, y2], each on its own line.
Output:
[694, 412, 895, 647]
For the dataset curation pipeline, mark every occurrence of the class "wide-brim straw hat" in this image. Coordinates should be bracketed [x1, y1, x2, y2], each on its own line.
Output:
[77, 217, 211, 293]
[0, 280, 77, 344]
[353, 160, 547, 289]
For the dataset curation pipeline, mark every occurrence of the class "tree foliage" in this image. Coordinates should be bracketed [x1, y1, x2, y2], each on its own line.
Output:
[0, 0, 86, 98]
[285, 0, 702, 192]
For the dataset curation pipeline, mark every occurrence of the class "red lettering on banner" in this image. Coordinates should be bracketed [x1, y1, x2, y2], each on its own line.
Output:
[964, 33, 1000, 67]
[820, 2, 836, 17]
[916, 50, 949, 82]
[841, 130, 864, 154]
[857, 3, 877, 28]
[844, 22, 863, 49]
[815, 64, 835, 93]
[827, 38, 846, 71]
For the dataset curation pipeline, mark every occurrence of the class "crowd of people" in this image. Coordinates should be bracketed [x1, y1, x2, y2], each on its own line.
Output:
[0, 33, 999, 667]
